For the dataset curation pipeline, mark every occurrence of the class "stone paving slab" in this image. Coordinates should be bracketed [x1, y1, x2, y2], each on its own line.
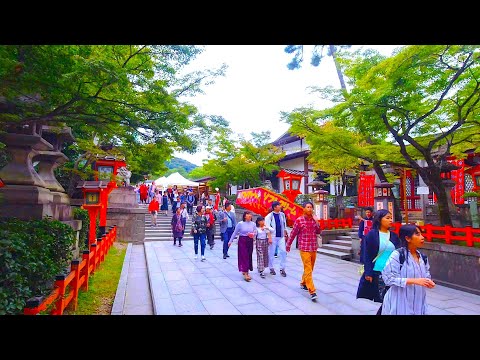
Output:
[116, 240, 480, 315]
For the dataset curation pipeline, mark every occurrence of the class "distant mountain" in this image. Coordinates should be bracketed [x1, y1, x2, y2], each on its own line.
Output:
[165, 157, 198, 174]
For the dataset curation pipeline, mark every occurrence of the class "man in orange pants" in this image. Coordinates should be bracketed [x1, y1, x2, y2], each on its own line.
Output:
[286, 201, 322, 301]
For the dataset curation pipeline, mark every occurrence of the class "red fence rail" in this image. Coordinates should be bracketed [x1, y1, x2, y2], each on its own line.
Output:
[390, 222, 480, 247]
[24, 225, 117, 315]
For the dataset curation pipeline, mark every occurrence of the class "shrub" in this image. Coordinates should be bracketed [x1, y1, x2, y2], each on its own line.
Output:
[72, 207, 100, 253]
[0, 218, 76, 315]
[73, 207, 89, 253]
[295, 194, 315, 205]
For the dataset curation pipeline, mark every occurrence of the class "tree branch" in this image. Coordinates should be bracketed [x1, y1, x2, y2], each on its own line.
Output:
[407, 51, 474, 133]
[122, 45, 148, 68]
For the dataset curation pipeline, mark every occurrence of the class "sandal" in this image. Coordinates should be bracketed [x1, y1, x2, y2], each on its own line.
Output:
[243, 272, 251, 282]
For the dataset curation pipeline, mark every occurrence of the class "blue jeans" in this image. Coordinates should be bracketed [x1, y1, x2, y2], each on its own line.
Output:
[194, 233, 206, 256]
[223, 227, 235, 256]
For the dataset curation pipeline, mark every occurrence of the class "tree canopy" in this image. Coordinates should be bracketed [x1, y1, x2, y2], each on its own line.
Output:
[190, 130, 285, 191]
[283, 45, 480, 225]
[0, 45, 228, 193]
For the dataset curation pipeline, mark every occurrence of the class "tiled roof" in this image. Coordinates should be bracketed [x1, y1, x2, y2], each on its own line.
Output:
[280, 168, 307, 176]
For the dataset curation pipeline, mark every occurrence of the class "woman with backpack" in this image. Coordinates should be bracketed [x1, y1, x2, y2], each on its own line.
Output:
[380, 224, 435, 315]
[356, 209, 400, 311]
[171, 207, 184, 247]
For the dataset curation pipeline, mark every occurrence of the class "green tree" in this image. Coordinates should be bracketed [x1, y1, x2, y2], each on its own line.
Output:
[284, 45, 480, 226]
[202, 131, 285, 191]
[0, 45, 226, 194]
[188, 165, 210, 180]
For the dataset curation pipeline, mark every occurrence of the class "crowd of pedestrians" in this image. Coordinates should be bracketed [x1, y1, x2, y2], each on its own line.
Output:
[139, 181, 435, 313]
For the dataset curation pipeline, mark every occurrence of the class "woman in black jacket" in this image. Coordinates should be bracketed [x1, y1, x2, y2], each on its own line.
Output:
[356, 209, 400, 309]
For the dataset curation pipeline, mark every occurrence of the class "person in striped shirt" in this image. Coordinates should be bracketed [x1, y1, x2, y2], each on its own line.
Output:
[380, 224, 435, 315]
[286, 201, 322, 301]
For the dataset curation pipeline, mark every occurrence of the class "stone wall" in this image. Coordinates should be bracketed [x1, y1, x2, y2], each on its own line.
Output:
[421, 242, 480, 296]
[106, 207, 146, 243]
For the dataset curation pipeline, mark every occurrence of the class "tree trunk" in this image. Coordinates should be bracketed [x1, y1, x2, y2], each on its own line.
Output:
[417, 168, 453, 226]
[329, 45, 348, 94]
[67, 172, 84, 198]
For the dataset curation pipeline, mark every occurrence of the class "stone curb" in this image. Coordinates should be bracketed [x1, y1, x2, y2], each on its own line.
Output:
[111, 243, 133, 315]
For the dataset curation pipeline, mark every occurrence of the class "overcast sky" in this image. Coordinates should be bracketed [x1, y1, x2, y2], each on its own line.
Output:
[174, 45, 400, 166]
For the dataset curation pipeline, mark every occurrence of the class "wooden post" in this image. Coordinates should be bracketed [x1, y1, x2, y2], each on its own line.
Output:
[444, 225, 452, 244]
[82, 250, 90, 291]
[465, 226, 473, 247]
[54, 274, 67, 315]
[71, 259, 81, 311]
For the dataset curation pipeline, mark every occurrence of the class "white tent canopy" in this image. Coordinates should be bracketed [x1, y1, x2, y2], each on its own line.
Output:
[154, 176, 168, 186]
[164, 172, 200, 187]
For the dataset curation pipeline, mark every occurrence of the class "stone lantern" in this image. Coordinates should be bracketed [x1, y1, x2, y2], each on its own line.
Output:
[308, 179, 328, 220]
[313, 189, 329, 220]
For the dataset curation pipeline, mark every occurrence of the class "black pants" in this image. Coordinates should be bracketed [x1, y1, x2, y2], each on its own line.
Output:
[173, 237, 182, 245]
[206, 228, 214, 246]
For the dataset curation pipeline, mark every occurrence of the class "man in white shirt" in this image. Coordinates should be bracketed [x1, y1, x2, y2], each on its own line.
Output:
[180, 202, 189, 236]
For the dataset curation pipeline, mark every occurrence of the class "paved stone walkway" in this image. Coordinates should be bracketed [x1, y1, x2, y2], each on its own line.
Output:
[113, 239, 480, 315]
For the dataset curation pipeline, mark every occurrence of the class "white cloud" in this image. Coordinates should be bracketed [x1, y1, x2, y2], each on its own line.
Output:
[174, 45, 400, 167]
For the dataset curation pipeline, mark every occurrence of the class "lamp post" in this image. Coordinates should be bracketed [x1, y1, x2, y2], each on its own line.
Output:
[77, 181, 109, 245]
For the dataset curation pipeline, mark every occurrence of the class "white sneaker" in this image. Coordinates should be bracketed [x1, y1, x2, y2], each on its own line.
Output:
[194, 255, 198, 260]
[201, 256, 206, 262]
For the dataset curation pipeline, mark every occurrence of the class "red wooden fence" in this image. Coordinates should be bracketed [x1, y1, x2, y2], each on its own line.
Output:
[390, 222, 480, 247]
[24, 225, 117, 315]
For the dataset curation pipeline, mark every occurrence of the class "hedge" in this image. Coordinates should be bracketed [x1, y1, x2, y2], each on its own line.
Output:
[0, 218, 76, 315]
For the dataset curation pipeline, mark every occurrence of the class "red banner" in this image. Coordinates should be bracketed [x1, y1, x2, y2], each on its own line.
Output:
[236, 187, 305, 226]
[450, 159, 465, 204]
[358, 172, 375, 207]
[435, 159, 465, 205]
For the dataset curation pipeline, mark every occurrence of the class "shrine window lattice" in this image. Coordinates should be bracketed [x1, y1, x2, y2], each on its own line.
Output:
[427, 173, 475, 205]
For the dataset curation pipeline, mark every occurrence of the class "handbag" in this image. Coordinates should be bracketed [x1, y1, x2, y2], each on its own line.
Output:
[316, 234, 323, 248]
[358, 245, 386, 276]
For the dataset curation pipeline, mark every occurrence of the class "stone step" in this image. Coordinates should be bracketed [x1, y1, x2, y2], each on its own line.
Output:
[337, 235, 352, 240]
[145, 235, 221, 241]
[321, 244, 352, 253]
[317, 248, 351, 260]
[330, 239, 352, 246]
